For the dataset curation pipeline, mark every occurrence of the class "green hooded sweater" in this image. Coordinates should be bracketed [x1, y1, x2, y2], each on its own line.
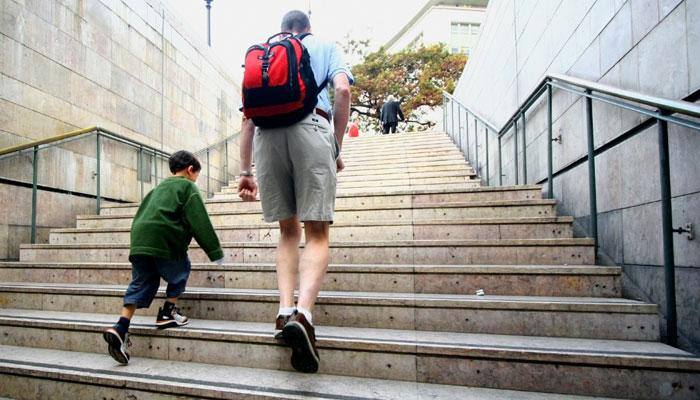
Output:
[129, 176, 224, 261]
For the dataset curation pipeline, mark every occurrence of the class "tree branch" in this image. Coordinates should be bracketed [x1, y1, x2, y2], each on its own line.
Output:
[404, 119, 434, 126]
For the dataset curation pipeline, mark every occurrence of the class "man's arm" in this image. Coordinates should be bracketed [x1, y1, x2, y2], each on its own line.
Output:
[240, 118, 255, 172]
[332, 73, 351, 152]
[238, 118, 257, 201]
[397, 104, 404, 121]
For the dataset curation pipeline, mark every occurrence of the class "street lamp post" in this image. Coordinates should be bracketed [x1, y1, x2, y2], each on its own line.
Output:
[205, 0, 213, 46]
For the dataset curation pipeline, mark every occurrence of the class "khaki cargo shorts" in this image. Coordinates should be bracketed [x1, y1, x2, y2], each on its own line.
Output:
[254, 113, 340, 223]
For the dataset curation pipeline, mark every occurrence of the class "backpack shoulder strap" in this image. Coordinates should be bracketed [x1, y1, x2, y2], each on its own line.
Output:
[296, 33, 329, 92]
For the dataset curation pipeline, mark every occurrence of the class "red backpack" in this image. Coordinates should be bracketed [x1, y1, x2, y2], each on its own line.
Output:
[242, 32, 327, 128]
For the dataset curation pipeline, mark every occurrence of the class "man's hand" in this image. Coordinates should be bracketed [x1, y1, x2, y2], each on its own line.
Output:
[238, 176, 258, 201]
[336, 156, 345, 172]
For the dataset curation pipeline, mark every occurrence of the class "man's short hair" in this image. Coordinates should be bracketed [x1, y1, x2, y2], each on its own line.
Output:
[281, 10, 310, 32]
[169, 150, 201, 173]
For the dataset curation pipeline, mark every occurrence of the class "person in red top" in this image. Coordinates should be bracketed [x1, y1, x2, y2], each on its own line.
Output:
[347, 121, 359, 137]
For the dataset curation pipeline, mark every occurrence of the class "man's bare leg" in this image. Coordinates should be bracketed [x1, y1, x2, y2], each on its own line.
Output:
[297, 221, 330, 314]
[277, 216, 302, 308]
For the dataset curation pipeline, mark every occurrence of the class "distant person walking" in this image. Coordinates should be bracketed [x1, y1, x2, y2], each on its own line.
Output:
[238, 10, 353, 373]
[380, 96, 404, 134]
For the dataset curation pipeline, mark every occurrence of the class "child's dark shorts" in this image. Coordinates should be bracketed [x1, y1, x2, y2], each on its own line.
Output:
[123, 255, 191, 309]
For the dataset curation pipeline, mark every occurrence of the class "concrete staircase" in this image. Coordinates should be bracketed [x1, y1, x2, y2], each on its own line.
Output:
[0, 131, 698, 399]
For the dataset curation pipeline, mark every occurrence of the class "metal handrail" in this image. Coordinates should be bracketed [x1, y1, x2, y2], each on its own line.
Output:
[0, 126, 97, 157]
[1, 126, 240, 248]
[444, 73, 700, 348]
[0, 127, 171, 159]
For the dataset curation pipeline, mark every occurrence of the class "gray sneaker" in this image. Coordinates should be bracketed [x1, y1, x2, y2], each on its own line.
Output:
[156, 305, 189, 329]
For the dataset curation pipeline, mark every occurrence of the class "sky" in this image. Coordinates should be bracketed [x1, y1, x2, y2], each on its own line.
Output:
[166, 0, 428, 80]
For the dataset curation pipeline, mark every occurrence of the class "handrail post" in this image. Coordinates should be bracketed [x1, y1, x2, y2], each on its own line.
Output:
[96, 132, 101, 215]
[442, 96, 447, 132]
[498, 136, 503, 186]
[206, 148, 211, 198]
[657, 116, 677, 347]
[474, 117, 479, 175]
[225, 139, 229, 186]
[30, 146, 39, 244]
[514, 119, 519, 185]
[457, 105, 463, 157]
[484, 126, 489, 186]
[139, 146, 144, 201]
[451, 99, 455, 138]
[465, 110, 470, 162]
[153, 150, 158, 185]
[521, 112, 527, 184]
[547, 83, 554, 198]
[585, 91, 598, 259]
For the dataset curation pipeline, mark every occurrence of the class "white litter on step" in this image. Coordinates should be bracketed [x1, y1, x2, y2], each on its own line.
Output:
[475, 289, 485, 296]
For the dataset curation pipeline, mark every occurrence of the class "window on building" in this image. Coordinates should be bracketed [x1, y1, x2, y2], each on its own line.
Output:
[450, 22, 481, 54]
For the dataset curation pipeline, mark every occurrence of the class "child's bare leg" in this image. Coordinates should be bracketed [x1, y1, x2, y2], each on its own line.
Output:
[120, 305, 136, 320]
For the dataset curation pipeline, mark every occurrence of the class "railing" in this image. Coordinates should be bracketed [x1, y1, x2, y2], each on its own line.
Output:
[0, 126, 239, 247]
[442, 74, 700, 347]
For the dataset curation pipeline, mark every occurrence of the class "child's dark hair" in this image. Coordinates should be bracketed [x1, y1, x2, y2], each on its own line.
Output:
[169, 150, 201, 174]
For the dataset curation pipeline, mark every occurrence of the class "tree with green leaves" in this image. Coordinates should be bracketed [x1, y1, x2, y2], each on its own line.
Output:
[347, 43, 466, 133]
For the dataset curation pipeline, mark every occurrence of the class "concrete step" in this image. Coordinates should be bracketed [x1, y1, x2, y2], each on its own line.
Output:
[341, 152, 464, 164]
[343, 136, 455, 152]
[222, 181, 485, 196]
[82, 200, 559, 228]
[103, 185, 544, 216]
[0, 262, 620, 297]
[50, 217, 575, 245]
[93, 199, 558, 225]
[341, 148, 464, 160]
[0, 288, 656, 340]
[1, 310, 695, 399]
[20, 238, 595, 265]
[343, 133, 456, 148]
[338, 154, 466, 167]
[219, 179, 483, 195]
[303, 169, 478, 183]
[1, 345, 633, 399]
[303, 164, 476, 179]
[328, 160, 474, 175]
[342, 145, 462, 159]
[220, 171, 478, 192]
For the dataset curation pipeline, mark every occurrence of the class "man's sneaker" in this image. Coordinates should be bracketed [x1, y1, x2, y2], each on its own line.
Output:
[103, 327, 131, 364]
[282, 311, 319, 373]
[156, 305, 189, 329]
[274, 314, 291, 341]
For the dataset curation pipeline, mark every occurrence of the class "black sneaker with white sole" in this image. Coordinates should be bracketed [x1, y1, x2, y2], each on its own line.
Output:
[103, 327, 131, 364]
[282, 311, 319, 373]
[156, 305, 189, 329]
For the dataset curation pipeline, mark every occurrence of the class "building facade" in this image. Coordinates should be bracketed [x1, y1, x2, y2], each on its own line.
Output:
[0, 0, 242, 259]
[385, 0, 488, 55]
[450, 0, 700, 353]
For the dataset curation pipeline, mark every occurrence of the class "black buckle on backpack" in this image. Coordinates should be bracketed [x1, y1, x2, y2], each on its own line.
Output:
[260, 49, 274, 86]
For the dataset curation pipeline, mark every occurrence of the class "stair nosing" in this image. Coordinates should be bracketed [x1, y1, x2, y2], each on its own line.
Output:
[0, 284, 651, 313]
[55, 216, 575, 232]
[21, 238, 596, 249]
[79, 199, 557, 220]
[0, 262, 620, 275]
[0, 311, 692, 370]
